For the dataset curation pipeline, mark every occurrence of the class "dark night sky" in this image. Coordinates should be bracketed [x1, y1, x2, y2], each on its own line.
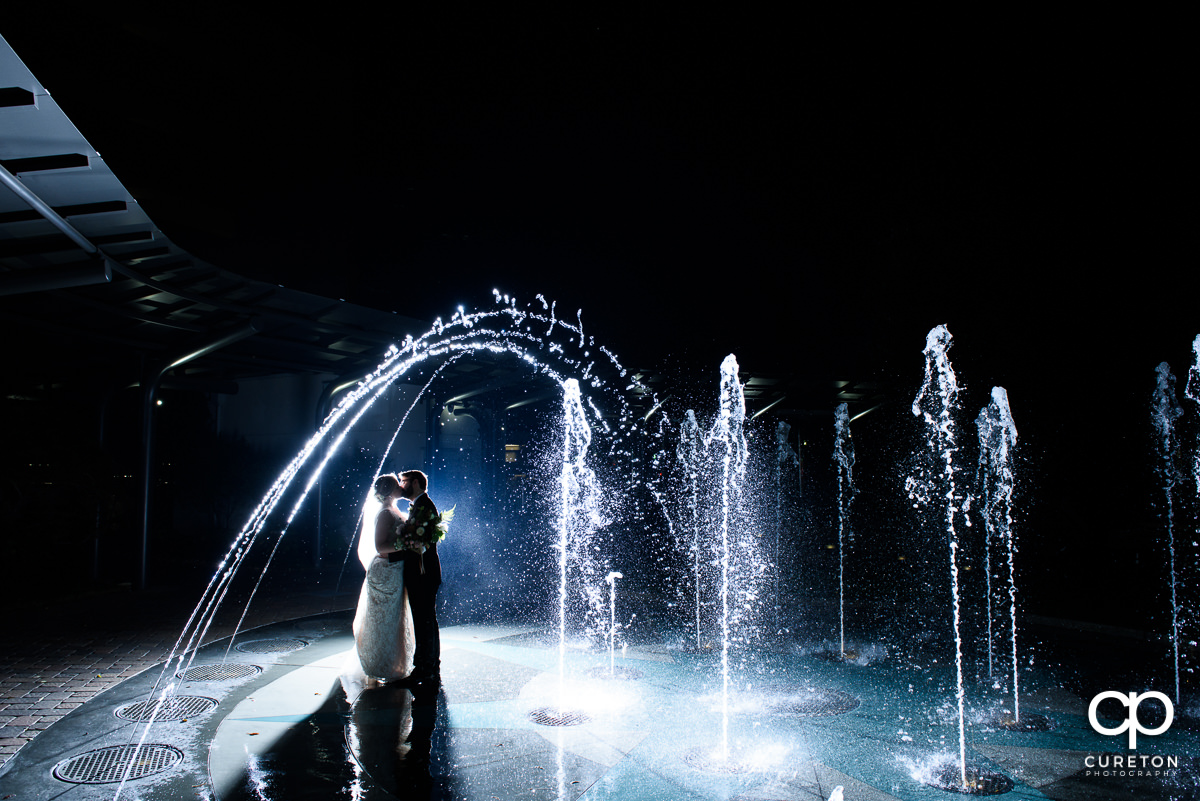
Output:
[8, 11, 1189, 374]
[4, 12, 1194, 620]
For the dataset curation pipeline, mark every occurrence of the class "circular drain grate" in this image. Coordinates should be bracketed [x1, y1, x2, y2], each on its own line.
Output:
[769, 686, 860, 717]
[812, 648, 861, 663]
[177, 663, 262, 681]
[116, 695, 217, 722]
[586, 665, 643, 681]
[53, 744, 183, 784]
[927, 764, 1014, 795]
[235, 638, 308, 654]
[529, 707, 591, 726]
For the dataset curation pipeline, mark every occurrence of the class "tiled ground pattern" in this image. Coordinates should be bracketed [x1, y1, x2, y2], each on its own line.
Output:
[0, 585, 357, 768]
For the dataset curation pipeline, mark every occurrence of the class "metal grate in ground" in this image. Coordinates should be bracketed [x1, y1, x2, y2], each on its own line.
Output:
[52, 744, 183, 784]
[234, 638, 308, 654]
[928, 764, 1015, 795]
[176, 663, 262, 681]
[528, 707, 591, 726]
[115, 695, 218, 722]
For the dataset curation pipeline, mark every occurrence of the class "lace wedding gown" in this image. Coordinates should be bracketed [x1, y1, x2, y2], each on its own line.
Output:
[351, 498, 415, 681]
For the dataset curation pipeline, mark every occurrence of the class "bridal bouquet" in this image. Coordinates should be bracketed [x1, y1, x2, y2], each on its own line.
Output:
[396, 504, 455, 555]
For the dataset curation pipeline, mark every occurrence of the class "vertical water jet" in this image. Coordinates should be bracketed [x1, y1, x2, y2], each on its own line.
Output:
[1187, 336, 1200, 496]
[606, 571, 623, 675]
[1152, 362, 1184, 706]
[911, 325, 968, 788]
[678, 410, 704, 650]
[707, 354, 747, 759]
[775, 421, 797, 634]
[976, 386, 1020, 719]
[834, 403, 855, 656]
[557, 377, 605, 712]
[127, 294, 655, 759]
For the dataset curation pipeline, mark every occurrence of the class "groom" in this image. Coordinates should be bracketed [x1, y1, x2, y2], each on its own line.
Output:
[389, 469, 441, 683]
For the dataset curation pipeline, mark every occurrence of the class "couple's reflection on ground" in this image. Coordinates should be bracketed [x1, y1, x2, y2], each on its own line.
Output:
[349, 679, 447, 798]
[223, 672, 450, 800]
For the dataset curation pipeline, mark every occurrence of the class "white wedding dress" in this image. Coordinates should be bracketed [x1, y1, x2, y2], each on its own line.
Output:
[351, 494, 416, 681]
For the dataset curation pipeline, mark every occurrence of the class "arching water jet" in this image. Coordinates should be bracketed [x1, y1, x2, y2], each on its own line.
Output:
[120, 293, 655, 786]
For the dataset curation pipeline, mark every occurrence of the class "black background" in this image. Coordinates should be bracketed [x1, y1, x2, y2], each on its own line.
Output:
[3, 10, 1194, 628]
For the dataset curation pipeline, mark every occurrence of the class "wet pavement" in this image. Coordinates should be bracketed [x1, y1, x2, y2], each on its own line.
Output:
[2, 594, 1200, 800]
[0, 584, 358, 773]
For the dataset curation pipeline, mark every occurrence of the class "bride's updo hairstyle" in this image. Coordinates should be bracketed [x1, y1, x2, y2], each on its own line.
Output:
[373, 473, 401, 503]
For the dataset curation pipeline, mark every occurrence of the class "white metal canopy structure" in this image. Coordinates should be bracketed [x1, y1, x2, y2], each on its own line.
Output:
[0, 33, 882, 589]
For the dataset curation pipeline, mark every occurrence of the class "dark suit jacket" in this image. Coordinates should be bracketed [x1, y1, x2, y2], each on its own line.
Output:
[388, 493, 441, 587]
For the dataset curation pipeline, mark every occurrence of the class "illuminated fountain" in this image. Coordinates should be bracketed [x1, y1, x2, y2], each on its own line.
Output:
[833, 402, 855, 657]
[668, 353, 785, 775]
[118, 292, 652, 770]
[773, 420, 798, 635]
[93, 296, 784, 794]
[908, 325, 1010, 793]
[1187, 335, 1200, 703]
[975, 386, 1048, 733]
[677, 409, 705, 650]
[1187, 335, 1200, 495]
[707, 354, 748, 761]
[18, 309, 1200, 800]
[974, 390, 1011, 684]
[1153, 361, 1185, 706]
[544, 376, 607, 723]
[605, 571, 623, 675]
[909, 325, 969, 788]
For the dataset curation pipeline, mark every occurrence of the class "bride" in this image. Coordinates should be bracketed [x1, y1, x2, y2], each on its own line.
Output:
[351, 473, 415, 681]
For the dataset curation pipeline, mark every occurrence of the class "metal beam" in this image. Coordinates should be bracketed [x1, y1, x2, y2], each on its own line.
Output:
[0, 258, 112, 296]
[0, 161, 102, 255]
[0, 162, 117, 295]
[165, 320, 262, 370]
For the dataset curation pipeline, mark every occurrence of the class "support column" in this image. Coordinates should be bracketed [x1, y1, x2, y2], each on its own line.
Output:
[138, 321, 259, 589]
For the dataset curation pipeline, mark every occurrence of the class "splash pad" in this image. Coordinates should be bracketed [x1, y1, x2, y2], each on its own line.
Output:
[5, 298, 1200, 800]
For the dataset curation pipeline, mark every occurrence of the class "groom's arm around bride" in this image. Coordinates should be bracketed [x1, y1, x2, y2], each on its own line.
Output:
[390, 469, 442, 681]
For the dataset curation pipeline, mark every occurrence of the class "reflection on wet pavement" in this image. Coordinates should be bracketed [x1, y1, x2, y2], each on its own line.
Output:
[3, 612, 1198, 800]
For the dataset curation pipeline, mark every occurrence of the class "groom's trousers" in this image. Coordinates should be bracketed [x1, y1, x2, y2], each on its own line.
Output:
[397, 544, 441, 677]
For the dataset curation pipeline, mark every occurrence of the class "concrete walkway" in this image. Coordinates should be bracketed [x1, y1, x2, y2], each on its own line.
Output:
[2, 595, 1199, 799]
[0, 583, 359, 771]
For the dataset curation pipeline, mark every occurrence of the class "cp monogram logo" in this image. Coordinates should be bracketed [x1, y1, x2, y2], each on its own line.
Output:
[1088, 691, 1174, 749]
